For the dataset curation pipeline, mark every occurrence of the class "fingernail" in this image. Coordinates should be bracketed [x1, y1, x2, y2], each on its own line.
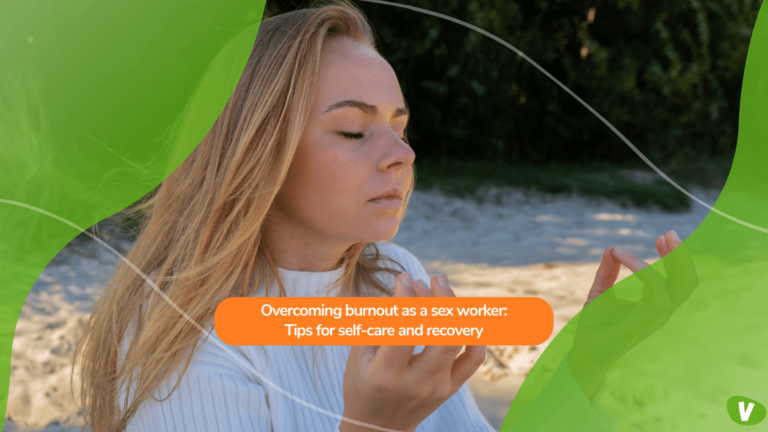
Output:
[400, 273, 412, 287]
[671, 230, 680, 241]
[614, 246, 625, 254]
[437, 275, 449, 288]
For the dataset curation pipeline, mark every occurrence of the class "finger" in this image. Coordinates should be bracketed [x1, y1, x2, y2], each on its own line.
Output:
[347, 345, 378, 371]
[611, 247, 650, 273]
[347, 345, 366, 363]
[612, 247, 669, 307]
[431, 274, 456, 298]
[663, 236, 695, 280]
[660, 233, 699, 306]
[656, 235, 671, 258]
[411, 345, 464, 377]
[660, 229, 694, 277]
[665, 230, 683, 250]
[451, 345, 486, 390]
[413, 279, 434, 297]
[639, 269, 670, 312]
[370, 345, 417, 375]
[393, 273, 416, 297]
[588, 247, 621, 300]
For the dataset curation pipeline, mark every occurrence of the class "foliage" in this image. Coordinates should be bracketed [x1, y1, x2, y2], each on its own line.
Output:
[414, 159, 692, 211]
[266, 0, 761, 167]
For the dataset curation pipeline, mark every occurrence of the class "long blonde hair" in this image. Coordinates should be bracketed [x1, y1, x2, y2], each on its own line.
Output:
[74, 2, 414, 430]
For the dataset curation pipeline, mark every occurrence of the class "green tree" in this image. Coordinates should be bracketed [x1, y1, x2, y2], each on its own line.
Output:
[267, 0, 761, 167]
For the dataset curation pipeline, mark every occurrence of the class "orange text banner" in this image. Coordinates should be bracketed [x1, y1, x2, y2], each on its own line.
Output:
[215, 297, 553, 346]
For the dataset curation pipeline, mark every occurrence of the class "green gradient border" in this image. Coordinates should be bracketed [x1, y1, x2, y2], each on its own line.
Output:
[504, 2, 768, 431]
[0, 0, 265, 426]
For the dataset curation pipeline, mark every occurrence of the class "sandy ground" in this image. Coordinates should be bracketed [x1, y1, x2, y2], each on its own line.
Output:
[5, 185, 721, 431]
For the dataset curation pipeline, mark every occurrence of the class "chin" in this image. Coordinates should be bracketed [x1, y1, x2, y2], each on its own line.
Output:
[363, 219, 401, 243]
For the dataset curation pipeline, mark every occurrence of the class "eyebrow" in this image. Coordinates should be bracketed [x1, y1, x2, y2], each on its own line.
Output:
[323, 99, 409, 118]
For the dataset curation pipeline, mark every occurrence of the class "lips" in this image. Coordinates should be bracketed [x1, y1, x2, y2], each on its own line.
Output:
[369, 187, 405, 202]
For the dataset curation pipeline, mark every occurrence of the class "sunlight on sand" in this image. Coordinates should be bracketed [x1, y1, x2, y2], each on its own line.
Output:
[7, 187, 720, 431]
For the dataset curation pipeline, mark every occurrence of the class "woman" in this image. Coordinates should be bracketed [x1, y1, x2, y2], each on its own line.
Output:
[74, 1, 685, 431]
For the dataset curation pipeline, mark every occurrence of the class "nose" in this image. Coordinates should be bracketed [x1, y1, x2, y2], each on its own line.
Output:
[376, 128, 416, 173]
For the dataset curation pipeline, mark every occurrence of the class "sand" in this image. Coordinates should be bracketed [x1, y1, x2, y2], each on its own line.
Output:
[5, 185, 720, 431]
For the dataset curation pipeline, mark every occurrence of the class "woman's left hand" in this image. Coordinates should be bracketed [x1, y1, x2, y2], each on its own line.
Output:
[584, 230, 682, 306]
[569, 229, 699, 400]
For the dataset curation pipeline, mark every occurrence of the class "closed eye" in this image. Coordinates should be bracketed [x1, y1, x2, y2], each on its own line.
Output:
[338, 131, 409, 143]
[339, 131, 365, 140]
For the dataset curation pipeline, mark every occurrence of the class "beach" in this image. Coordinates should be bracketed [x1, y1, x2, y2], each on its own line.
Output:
[5, 185, 721, 431]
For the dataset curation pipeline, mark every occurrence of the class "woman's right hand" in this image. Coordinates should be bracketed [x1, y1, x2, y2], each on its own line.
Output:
[340, 273, 486, 432]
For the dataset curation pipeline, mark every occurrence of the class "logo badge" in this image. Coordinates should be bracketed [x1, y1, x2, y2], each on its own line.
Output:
[727, 396, 766, 425]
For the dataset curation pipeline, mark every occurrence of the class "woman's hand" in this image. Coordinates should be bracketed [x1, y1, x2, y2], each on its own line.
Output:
[340, 274, 486, 432]
[570, 230, 699, 399]
[584, 229, 683, 306]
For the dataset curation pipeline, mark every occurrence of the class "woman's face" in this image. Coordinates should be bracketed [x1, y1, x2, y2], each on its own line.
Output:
[272, 38, 415, 245]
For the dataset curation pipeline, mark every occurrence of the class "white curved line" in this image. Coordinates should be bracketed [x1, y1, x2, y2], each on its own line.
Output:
[0, 198, 402, 432]
[359, 0, 768, 234]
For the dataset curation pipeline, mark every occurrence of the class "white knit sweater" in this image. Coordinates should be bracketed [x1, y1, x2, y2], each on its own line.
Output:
[124, 242, 612, 432]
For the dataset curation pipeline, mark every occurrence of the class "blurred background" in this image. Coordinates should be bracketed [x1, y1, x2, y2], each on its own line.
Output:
[5, 0, 762, 430]
[267, 0, 757, 210]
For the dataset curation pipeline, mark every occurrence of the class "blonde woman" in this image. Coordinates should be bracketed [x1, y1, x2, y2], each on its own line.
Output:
[74, 2, 685, 431]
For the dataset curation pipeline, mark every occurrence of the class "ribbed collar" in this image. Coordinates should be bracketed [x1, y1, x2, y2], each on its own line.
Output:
[256, 265, 346, 297]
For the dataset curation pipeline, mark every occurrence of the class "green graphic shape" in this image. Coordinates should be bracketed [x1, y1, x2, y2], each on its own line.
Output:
[504, 2, 768, 431]
[2, 0, 766, 431]
[0, 0, 265, 426]
[727, 396, 766, 425]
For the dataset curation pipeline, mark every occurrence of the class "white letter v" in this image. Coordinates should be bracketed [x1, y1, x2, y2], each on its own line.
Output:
[739, 401, 755, 421]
